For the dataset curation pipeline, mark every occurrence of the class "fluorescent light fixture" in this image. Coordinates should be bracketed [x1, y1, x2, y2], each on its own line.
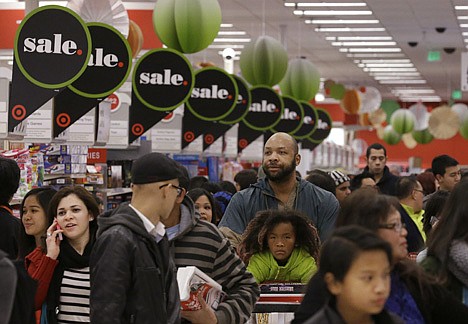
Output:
[315, 93, 325, 102]
[373, 76, 422, 80]
[315, 27, 385, 32]
[326, 36, 392, 41]
[361, 63, 414, 68]
[285, 2, 367, 7]
[364, 67, 417, 72]
[460, 24, 468, 28]
[399, 96, 441, 102]
[392, 89, 435, 94]
[370, 72, 420, 76]
[379, 80, 427, 84]
[218, 31, 247, 36]
[340, 48, 401, 53]
[464, 32, 468, 36]
[306, 19, 379, 24]
[220, 24, 234, 28]
[355, 59, 411, 63]
[208, 44, 245, 49]
[213, 38, 251, 43]
[332, 41, 396, 46]
[455, 6, 468, 10]
[346, 53, 406, 58]
[457, 16, 468, 19]
[294, 10, 372, 15]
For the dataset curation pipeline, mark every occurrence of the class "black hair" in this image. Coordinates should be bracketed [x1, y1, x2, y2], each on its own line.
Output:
[187, 188, 220, 224]
[416, 172, 436, 196]
[395, 175, 419, 200]
[431, 155, 459, 177]
[201, 182, 223, 194]
[188, 176, 208, 191]
[349, 173, 375, 191]
[0, 157, 20, 205]
[366, 143, 387, 159]
[422, 190, 450, 237]
[234, 169, 258, 191]
[239, 209, 320, 265]
[305, 169, 336, 196]
[219, 181, 237, 195]
[177, 164, 190, 191]
[18, 187, 57, 259]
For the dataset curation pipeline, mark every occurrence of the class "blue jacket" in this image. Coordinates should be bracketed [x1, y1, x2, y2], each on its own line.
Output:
[218, 178, 339, 242]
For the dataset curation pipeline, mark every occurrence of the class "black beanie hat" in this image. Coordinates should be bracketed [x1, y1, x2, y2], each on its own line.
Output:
[131, 152, 183, 184]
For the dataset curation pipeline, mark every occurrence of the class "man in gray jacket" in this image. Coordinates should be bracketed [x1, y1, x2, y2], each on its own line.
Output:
[219, 132, 339, 246]
[162, 165, 259, 324]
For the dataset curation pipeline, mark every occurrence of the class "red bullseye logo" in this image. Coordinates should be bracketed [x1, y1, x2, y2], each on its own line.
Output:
[204, 134, 214, 144]
[11, 105, 26, 121]
[239, 138, 248, 149]
[161, 112, 175, 123]
[56, 113, 71, 128]
[184, 131, 195, 143]
[131, 123, 144, 136]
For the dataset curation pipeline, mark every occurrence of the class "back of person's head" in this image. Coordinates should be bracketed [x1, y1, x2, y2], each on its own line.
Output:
[213, 190, 232, 217]
[423, 190, 450, 236]
[416, 171, 436, 196]
[201, 181, 222, 194]
[427, 180, 468, 265]
[319, 225, 392, 282]
[395, 175, 418, 200]
[431, 154, 459, 177]
[306, 169, 336, 195]
[0, 157, 20, 205]
[239, 209, 320, 264]
[18, 187, 57, 258]
[366, 143, 387, 159]
[349, 173, 375, 191]
[337, 188, 400, 231]
[219, 180, 236, 195]
[188, 176, 208, 191]
[234, 169, 258, 191]
[177, 164, 190, 191]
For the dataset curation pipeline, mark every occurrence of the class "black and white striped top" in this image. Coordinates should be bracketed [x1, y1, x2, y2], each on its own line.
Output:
[58, 267, 90, 323]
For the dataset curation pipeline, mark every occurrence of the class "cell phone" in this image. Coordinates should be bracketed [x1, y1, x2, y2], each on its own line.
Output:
[56, 223, 63, 240]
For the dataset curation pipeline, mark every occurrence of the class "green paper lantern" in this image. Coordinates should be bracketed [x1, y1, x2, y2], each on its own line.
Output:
[153, 0, 221, 54]
[279, 58, 321, 101]
[239, 36, 288, 86]
[460, 115, 468, 139]
[412, 129, 434, 144]
[383, 125, 401, 145]
[329, 83, 346, 100]
[381, 99, 400, 124]
[390, 109, 415, 134]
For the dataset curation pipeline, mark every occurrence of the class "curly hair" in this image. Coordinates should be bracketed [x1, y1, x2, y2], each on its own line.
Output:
[239, 209, 320, 265]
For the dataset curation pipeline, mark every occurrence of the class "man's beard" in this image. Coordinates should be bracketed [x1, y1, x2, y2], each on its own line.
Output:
[263, 159, 296, 183]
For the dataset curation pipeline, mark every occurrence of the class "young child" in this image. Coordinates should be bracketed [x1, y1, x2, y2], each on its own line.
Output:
[307, 225, 401, 324]
[239, 209, 320, 284]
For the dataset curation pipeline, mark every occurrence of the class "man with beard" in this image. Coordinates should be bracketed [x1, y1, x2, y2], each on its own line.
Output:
[218, 132, 339, 247]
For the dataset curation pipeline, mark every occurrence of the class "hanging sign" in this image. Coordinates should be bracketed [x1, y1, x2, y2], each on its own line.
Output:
[243, 86, 283, 131]
[293, 101, 318, 139]
[271, 95, 304, 134]
[132, 48, 194, 111]
[309, 108, 333, 143]
[9, 5, 91, 131]
[186, 67, 238, 121]
[238, 121, 264, 153]
[300, 138, 320, 151]
[220, 75, 251, 124]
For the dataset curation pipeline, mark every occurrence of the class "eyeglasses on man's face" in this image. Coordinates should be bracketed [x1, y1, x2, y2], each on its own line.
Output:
[378, 222, 406, 233]
[159, 183, 184, 196]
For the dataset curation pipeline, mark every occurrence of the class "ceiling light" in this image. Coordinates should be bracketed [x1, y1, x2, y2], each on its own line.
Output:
[363, 63, 414, 67]
[393, 89, 435, 94]
[218, 31, 247, 36]
[208, 44, 245, 49]
[294, 10, 372, 15]
[315, 93, 325, 102]
[332, 41, 396, 46]
[306, 19, 379, 24]
[328, 36, 392, 41]
[457, 16, 468, 19]
[373, 76, 422, 80]
[285, 2, 367, 7]
[356, 59, 411, 63]
[220, 24, 234, 28]
[346, 53, 406, 58]
[460, 24, 468, 28]
[315, 27, 385, 32]
[399, 96, 441, 102]
[455, 6, 468, 10]
[365, 67, 417, 72]
[213, 38, 251, 42]
[379, 80, 427, 84]
[340, 48, 401, 53]
[370, 72, 421, 76]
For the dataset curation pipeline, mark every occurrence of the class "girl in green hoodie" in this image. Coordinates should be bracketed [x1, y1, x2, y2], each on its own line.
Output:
[239, 209, 320, 284]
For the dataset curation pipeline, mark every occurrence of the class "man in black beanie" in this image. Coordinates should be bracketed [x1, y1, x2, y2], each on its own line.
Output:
[90, 152, 183, 324]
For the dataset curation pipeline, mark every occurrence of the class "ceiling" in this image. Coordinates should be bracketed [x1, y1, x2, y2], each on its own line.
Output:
[2, 0, 468, 103]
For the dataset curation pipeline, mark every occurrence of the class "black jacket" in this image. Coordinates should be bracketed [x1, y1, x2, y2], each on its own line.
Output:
[363, 166, 399, 196]
[0, 205, 20, 259]
[90, 203, 180, 324]
[398, 204, 425, 253]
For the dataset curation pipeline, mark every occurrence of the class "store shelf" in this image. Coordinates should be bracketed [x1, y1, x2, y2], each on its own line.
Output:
[101, 187, 133, 197]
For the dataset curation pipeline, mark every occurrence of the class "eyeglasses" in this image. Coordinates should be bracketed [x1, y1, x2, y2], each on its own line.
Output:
[413, 188, 424, 194]
[159, 183, 184, 196]
[378, 222, 406, 233]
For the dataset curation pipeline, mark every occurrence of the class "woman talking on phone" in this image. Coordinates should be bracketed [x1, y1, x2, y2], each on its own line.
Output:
[42, 186, 99, 324]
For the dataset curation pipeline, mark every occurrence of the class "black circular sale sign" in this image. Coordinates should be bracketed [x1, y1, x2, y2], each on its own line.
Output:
[133, 48, 194, 111]
[14, 5, 91, 89]
[272, 95, 304, 134]
[309, 108, 333, 143]
[293, 101, 318, 139]
[243, 86, 284, 131]
[68, 23, 132, 98]
[220, 75, 251, 124]
[186, 67, 238, 121]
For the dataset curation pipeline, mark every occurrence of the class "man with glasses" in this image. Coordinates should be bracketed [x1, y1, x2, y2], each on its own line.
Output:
[362, 143, 399, 196]
[396, 176, 426, 254]
[90, 152, 182, 324]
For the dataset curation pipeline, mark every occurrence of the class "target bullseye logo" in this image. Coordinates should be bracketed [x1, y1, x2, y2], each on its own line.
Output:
[204, 134, 214, 144]
[56, 113, 71, 128]
[131, 123, 144, 136]
[239, 138, 248, 149]
[184, 131, 195, 143]
[11, 105, 27, 121]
